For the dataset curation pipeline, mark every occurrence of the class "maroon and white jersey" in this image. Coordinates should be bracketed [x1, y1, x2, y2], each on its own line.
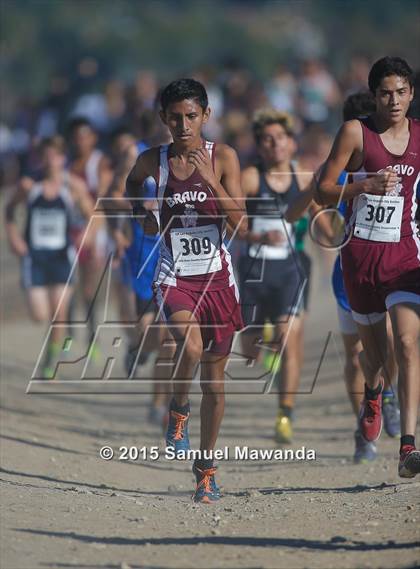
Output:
[154, 141, 237, 292]
[341, 117, 420, 318]
[345, 117, 420, 248]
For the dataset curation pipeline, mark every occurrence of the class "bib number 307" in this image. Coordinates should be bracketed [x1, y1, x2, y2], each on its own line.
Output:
[170, 224, 222, 276]
[354, 194, 403, 242]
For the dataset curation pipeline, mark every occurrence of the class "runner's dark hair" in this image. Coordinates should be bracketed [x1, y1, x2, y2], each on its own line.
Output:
[342, 91, 376, 121]
[40, 135, 67, 154]
[160, 78, 208, 112]
[67, 116, 96, 134]
[368, 56, 413, 93]
[110, 126, 135, 141]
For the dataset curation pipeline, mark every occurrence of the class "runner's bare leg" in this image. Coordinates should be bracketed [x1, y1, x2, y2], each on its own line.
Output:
[199, 352, 228, 451]
[388, 303, 420, 436]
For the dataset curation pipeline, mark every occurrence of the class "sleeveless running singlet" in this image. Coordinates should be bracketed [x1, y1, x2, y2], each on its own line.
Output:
[341, 117, 420, 317]
[239, 164, 304, 325]
[84, 149, 103, 199]
[345, 117, 420, 245]
[246, 165, 300, 260]
[25, 179, 73, 254]
[154, 141, 235, 292]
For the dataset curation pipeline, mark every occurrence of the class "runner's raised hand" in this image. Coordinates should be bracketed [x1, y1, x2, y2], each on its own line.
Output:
[187, 148, 217, 187]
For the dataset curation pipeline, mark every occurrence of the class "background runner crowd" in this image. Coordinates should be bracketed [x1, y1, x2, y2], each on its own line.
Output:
[2, 56, 420, 187]
[2, 0, 420, 503]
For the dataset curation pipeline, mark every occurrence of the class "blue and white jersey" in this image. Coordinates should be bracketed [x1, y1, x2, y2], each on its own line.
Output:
[122, 141, 159, 301]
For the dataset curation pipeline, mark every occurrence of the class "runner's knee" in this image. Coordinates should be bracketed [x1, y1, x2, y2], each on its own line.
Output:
[200, 380, 225, 399]
[29, 301, 49, 322]
[31, 311, 48, 323]
[394, 332, 418, 363]
[181, 337, 203, 364]
[345, 352, 361, 379]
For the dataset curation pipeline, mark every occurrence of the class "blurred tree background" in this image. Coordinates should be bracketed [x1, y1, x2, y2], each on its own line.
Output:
[1, 0, 419, 118]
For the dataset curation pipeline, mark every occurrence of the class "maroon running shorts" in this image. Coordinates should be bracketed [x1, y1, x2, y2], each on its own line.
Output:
[154, 283, 244, 355]
[341, 235, 420, 324]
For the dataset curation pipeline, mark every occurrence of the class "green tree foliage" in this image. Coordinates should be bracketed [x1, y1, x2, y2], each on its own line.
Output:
[1, 0, 419, 101]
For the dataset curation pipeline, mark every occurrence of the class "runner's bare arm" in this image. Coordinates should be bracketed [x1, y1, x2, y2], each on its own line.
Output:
[188, 145, 248, 238]
[4, 179, 33, 256]
[69, 174, 94, 220]
[103, 143, 139, 243]
[98, 145, 139, 219]
[126, 148, 159, 235]
[126, 149, 157, 202]
[97, 155, 114, 198]
[224, 166, 253, 240]
[238, 166, 272, 244]
[108, 144, 139, 199]
[308, 201, 338, 245]
[284, 186, 313, 223]
[317, 120, 399, 205]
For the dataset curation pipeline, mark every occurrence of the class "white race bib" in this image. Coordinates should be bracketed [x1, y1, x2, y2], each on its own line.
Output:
[31, 209, 67, 250]
[249, 217, 293, 260]
[170, 224, 222, 277]
[354, 194, 404, 242]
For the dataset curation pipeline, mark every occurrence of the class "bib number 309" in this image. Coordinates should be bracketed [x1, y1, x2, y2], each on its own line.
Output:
[170, 224, 222, 276]
[179, 236, 212, 256]
[354, 194, 403, 242]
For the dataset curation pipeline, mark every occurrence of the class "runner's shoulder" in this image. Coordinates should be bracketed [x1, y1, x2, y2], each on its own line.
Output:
[134, 147, 159, 176]
[214, 143, 239, 165]
[99, 153, 112, 171]
[293, 160, 313, 190]
[409, 117, 420, 135]
[241, 165, 260, 196]
[125, 142, 140, 162]
[340, 119, 363, 147]
[19, 176, 36, 195]
[137, 146, 159, 162]
[114, 143, 139, 178]
[68, 171, 86, 190]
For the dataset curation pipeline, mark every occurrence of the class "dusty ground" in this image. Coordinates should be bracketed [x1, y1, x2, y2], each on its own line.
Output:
[1, 234, 420, 569]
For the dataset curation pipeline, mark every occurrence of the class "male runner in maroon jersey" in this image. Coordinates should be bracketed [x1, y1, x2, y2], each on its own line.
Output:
[318, 57, 420, 478]
[126, 79, 247, 502]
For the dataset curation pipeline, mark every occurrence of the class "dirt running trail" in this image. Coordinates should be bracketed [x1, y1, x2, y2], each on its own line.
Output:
[1, 240, 419, 569]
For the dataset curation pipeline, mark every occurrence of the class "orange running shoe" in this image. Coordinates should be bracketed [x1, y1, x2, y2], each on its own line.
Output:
[165, 410, 190, 454]
[192, 464, 221, 503]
